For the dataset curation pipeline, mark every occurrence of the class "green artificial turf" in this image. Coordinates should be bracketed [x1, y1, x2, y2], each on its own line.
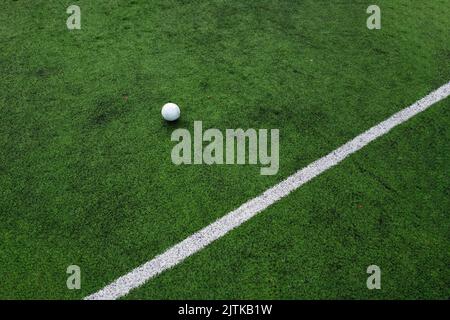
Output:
[126, 98, 450, 299]
[0, 0, 449, 299]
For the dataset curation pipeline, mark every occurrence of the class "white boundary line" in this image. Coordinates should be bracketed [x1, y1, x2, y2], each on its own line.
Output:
[85, 82, 450, 300]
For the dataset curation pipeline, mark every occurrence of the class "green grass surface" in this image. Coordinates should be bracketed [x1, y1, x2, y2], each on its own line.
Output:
[126, 98, 450, 299]
[0, 0, 449, 299]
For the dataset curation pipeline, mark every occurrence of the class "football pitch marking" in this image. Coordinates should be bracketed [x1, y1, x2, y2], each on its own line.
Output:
[85, 82, 450, 300]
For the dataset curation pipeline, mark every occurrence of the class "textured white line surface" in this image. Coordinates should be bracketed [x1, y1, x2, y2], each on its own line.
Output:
[86, 82, 450, 300]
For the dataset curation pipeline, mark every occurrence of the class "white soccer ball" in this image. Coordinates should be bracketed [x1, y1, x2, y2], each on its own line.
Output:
[161, 102, 180, 121]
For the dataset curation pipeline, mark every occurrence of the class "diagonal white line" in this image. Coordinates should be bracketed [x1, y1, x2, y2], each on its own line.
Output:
[85, 82, 450, 300]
